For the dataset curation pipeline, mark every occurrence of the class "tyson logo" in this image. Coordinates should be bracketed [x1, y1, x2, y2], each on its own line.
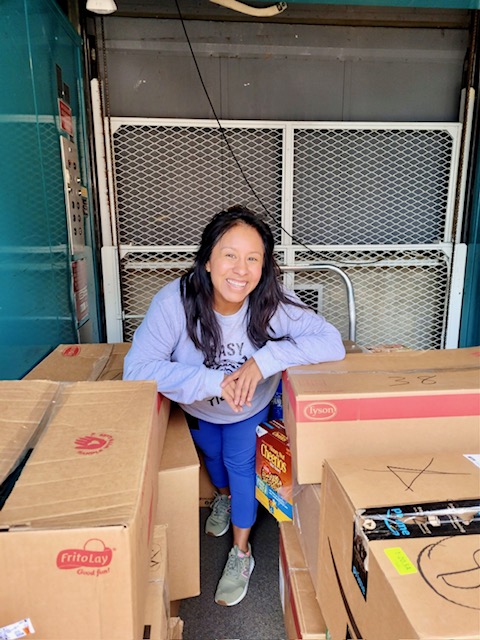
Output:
[304, 402, 337, 421]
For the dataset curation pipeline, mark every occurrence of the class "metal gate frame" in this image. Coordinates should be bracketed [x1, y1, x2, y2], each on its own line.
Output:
[93, 103, 468, 348]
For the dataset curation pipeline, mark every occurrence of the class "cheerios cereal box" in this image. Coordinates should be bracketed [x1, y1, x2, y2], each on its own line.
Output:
[255, 420, 293, 522]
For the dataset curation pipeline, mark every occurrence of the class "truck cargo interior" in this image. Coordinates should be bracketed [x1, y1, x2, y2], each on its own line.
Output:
[1, 1, 479, 639]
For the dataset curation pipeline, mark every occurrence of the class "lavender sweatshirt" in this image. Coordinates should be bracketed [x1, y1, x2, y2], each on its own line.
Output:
[123, 278, 345, 423]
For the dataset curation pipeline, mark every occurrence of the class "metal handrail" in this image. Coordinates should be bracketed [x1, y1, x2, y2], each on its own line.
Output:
[280, 264, 357, 342]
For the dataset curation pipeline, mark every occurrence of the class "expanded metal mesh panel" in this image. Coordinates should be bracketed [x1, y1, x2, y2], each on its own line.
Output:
[109, 119, 459, 349]
[293, 128, 453, 245]
[121, 250, 194, 340]
[290, 249, 449, 349]
[113, 124, 283, 246]
[121, 248, 447, 350]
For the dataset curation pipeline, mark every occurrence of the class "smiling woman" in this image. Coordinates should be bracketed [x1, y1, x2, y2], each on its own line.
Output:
[123, 204, 346, 607]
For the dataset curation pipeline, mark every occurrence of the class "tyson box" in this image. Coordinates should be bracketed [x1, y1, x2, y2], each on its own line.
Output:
[283, 346, 480, 484]
[0, 380, 166, 640]
[256, 420, 293, 522]
[317, 452, 480, 640]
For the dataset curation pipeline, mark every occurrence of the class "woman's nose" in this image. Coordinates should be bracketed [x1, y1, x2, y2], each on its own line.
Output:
[233, 258, 248, 273]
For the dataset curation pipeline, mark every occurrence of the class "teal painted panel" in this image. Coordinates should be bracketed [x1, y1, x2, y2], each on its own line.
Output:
[459, 151, 480, 348]
[0, 0, 82, 379]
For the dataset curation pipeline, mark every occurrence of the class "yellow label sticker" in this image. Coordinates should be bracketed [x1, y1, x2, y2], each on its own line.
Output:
[384, 547, 417, 575]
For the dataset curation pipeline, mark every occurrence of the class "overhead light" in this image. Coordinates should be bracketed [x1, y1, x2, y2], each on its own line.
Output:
[86, 0, 118, 15]
[210, 0, 287, 17]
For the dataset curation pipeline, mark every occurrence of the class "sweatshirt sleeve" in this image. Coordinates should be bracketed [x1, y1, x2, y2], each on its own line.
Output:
[123, 284, 224, 404]
[252, 298, 346, 379]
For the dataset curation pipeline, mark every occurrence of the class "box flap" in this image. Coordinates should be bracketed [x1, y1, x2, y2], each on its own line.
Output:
[0, 380, 60, 485]
[159, 405, 199, 472]
[286, 348, 480, 398]
[99, 343, 131, 380]
[280, 521, 308, 571]
[287, 346, 480, 378]
[0, 380, 158, 529]
[327, 452, 480, 511]
[24, 343, 131, 382]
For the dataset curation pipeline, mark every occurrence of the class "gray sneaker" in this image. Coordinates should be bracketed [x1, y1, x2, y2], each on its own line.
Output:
[215, 544, 255, 606]
[205, 493, 231, 537]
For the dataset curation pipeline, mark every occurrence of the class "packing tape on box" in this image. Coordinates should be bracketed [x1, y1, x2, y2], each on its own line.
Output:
[355, 500, 480, 542]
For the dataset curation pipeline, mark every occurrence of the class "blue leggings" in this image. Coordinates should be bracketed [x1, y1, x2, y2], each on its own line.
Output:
[187, 405, 270, 529]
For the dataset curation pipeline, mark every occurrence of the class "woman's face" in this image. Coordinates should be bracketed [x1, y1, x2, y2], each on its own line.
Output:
[206, 223, 264, 315]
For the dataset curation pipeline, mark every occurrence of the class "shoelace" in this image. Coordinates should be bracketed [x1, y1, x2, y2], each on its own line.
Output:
[224, 548, 243, 578]
[225, 547, 250, 578]
[212, 494, 230, 517]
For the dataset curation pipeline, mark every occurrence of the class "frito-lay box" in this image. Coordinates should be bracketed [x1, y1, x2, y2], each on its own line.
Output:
[317, 452, 480, 640]
[256, 419, 293, 522]
[283, 346, 480, 484]
[0, 380, 166, 640]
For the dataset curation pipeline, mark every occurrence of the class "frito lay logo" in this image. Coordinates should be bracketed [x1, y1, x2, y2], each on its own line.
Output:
[61, 345, 80, 357]
[304, 401, 337, 420]
[56, 539, 113, 576]
[75, 433, 113, 455]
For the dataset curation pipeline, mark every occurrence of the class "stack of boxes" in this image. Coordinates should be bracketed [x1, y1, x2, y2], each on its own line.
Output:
[4, 342, 479, 638]
[279, 346, 480, 639]
[0, 343, 199, 639]
[0, 378, 169, 639]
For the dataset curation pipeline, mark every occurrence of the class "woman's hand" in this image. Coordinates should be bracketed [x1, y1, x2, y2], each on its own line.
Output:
[221, 377, 242, 413]
[221, 357, 263, 410]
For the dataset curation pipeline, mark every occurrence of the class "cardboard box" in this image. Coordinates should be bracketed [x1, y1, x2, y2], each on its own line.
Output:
[0, 380, 166, 640]
[279, 522, 327, 640]
[317, 452, 480, 640]
[144, 524, 170, 640]
[143, 525, 184, 640]
[157, 405, 200, 600]
[198, 450, 216, 507]
[24, 343, 131, 381]
[168, 617, 184, 639]
[292, 480, 322, 586]
[0, 379, 59, 485]
[283, 346, 480, 484]
[23, 342, 199, 600]
[170, 600, 181, 617]
[256, 420, 293, 522]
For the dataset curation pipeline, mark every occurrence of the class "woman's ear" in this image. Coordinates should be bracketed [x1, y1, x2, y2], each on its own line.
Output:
[205, 262, 211, 273]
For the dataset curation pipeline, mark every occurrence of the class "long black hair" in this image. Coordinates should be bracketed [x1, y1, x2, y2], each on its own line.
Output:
[180, 205, 305, 366]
